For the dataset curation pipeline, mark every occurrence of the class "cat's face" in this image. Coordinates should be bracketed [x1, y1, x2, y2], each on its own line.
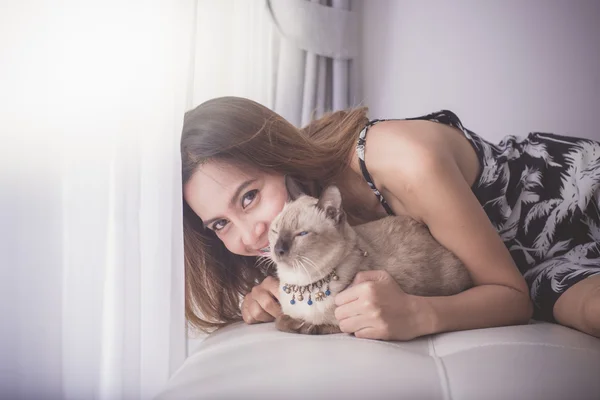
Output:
[268, 176, 348, 277]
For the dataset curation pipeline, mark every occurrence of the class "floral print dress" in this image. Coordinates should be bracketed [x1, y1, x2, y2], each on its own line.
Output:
[357, 110, 600, 322]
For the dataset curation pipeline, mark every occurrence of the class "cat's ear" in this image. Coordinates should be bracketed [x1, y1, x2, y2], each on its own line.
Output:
[317, 185, 344, 224]
[284, 175, 305, 201]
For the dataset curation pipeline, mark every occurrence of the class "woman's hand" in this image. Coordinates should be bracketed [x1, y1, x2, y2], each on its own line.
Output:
[241, 275, 282, 324]
[334, 270, 431, 340]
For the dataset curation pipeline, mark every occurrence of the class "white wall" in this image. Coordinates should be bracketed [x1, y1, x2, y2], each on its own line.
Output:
[359, 0, 600, 142]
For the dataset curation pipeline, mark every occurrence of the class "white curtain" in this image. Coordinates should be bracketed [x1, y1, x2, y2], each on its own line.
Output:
[267, 0, 360, 126]
[0, 0, 360, 398]
[189, 0, 361, 125]
[184, 0, 279, 353]
[191, 0, 278, 110]
[1, 1, 192, 399]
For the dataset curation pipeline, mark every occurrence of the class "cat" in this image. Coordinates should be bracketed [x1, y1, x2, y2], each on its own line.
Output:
[266, 175, 473, 335]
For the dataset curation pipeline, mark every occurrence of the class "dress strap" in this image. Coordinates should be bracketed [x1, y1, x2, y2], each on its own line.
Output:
[355, 110, 465, 217]
[356, 119, 395, 216]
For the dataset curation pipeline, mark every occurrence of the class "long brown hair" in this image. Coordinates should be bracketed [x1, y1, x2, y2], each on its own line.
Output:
[181, 96, 369, 333]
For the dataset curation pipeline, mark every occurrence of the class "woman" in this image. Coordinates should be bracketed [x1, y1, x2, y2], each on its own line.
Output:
[181, 96, 600, 340]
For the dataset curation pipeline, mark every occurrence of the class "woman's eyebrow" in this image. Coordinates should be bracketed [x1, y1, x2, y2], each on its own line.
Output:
[202, 178, 257, 229]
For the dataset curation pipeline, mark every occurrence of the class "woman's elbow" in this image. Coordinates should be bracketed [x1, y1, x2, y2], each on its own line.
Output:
[514, 290, 534, 325]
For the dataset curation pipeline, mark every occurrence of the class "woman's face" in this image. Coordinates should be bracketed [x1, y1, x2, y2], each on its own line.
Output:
[183, 160, 288, 257]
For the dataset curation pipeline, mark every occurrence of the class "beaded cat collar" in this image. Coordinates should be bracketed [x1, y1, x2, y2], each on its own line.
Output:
[281, 248, 368, 306]
[282, 270, 339, 306]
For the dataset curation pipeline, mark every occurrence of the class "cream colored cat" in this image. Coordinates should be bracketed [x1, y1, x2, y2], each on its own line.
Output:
[267, 176, 473, 335]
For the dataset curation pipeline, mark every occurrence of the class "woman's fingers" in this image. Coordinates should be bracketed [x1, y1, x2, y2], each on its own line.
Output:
[248, 299, 275, 322]
[335, 270, 391, 306]
[338, 315, 372, 334]
[334, 285, 361, 306]
[241, 295, 253, 323]
[334, 300, 361, 321]
[242, 295, 274, 323]
[253, 288, 282, 318]
[262, 275, 281, 300]
[353, 327, 379, 339]
[242, 278, 283, 324]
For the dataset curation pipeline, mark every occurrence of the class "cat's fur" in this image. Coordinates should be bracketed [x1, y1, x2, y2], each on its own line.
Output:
[268, 176, 473, 335]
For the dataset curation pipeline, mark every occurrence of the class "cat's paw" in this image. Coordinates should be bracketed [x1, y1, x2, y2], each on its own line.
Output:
[275, 314, 342, 335]
[306, 324, 342, 335]
[275, 314, 306, 333]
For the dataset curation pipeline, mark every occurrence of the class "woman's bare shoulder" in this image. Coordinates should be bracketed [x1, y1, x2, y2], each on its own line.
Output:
[356, 120, 529, 294]
[361, 119, 479, 193]
[349, 119, 479, 220]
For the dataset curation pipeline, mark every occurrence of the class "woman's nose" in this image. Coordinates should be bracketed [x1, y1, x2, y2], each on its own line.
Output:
[241, 221, 267, 248]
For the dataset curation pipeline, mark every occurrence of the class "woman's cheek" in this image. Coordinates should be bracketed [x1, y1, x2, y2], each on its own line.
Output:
[270, 188, 288, 217]
[219, 233, 240, 255]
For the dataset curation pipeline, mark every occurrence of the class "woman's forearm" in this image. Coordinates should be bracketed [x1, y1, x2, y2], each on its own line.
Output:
[416, 284, 534, 336]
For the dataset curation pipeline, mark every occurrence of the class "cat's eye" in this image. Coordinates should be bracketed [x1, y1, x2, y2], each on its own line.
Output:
[297, 231, 309, 236]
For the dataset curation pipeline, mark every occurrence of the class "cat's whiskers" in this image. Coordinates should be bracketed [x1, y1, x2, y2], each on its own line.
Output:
[299, 255, 321, 273]
[255, 255, 275, 272]
[299, 256, 321, 279]
[255, 255, 269, 267]
[291, 259, 308, 283]
[296, 258, 315, 284]
[263, 260, 276, 274]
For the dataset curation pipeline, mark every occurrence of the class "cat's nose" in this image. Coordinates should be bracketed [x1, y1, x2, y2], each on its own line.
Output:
[274, 238, 289, 256]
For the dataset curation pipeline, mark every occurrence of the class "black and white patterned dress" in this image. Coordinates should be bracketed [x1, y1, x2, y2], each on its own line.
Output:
[357, 110, 600, 322]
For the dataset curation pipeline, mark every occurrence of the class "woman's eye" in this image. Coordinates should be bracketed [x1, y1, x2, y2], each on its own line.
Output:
[297, 231, 309, 236]
[212, 219, 228, 232]
[241, 189, 258, 209]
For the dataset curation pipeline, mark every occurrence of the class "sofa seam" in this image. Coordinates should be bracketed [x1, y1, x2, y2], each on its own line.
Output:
[187, 335, 430, 363]
[428, 336, 452, 400]
[434, 341, 600, 357]
[190, 335, 600, 360]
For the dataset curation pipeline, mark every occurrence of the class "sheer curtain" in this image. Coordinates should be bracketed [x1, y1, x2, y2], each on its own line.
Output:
[183, 0, 278, 353]
[190, 0, 362, 127]
[190, 0, 277, 108]
[0, 0, 360, 398]
[267, 0, 361, 126]
[1, 1, 193, 399]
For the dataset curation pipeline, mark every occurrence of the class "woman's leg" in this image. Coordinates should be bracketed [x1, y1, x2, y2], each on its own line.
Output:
[524, 248, 600, 336]
[554, 274, 600, 338]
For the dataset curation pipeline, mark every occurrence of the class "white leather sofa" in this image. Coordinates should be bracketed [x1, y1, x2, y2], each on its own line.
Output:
[156, 320, 600, 399]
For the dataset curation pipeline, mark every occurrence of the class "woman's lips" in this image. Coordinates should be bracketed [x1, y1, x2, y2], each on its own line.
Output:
[258, 246, 270, 256]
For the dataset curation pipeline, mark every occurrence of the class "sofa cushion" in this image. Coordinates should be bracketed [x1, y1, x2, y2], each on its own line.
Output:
[157, 321, 600, 399]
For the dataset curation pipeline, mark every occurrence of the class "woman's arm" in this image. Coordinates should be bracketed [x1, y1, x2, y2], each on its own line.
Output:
[369, 122, 534, 334]
[415, 284, 533, 336]
[334, 269, 531, 340]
